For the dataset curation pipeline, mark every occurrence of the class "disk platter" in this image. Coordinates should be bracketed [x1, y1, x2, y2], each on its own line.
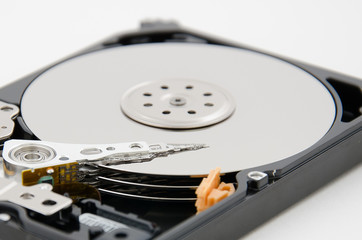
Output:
[21, 43, 336, 176]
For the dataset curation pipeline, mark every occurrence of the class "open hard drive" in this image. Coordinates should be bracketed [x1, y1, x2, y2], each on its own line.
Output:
[0, 21, 361, 239]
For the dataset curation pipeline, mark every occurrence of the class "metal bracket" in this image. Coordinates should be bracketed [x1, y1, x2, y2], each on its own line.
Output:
[0, 177, 72, 215]
[0, 101, 19, 141]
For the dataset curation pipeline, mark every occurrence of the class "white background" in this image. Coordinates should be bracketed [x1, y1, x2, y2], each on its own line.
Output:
[0, 1, 361, 239]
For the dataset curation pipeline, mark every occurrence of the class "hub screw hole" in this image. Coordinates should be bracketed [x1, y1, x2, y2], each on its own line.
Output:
[188, 110, 196, 114]
[162, 110, 171, 115]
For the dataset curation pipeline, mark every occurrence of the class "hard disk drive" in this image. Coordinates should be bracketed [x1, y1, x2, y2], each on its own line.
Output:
[0, 21, 361, 239]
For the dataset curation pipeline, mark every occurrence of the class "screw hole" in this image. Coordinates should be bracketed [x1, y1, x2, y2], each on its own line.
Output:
[59, 156, 69, 161]
[186, 85, 193, 89]
[161, 85, 169, 90]
[188, 110, 196, 114]
[115, 232, 128, 238]
[203, 92, 212, 96]
[143, 93, 152, 97]
[248, 171, 267, 181]
[130, 143, 143, 149]
[143, 103, 153, 107]
[1, 126, 7, 129]
[162, 110, 171, 115]
[204, 103, 214, 107]
[1, 106, 13, 112]
[106, 147, 115, 151]
[42, 200, 57, 206]
[20, 193, 34, 200]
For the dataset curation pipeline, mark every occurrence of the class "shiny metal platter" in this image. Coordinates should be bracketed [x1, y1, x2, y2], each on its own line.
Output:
[21, 43, 336, 176]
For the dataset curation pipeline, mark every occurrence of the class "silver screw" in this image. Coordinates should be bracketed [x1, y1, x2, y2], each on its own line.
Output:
[0, 213, 11, 222]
